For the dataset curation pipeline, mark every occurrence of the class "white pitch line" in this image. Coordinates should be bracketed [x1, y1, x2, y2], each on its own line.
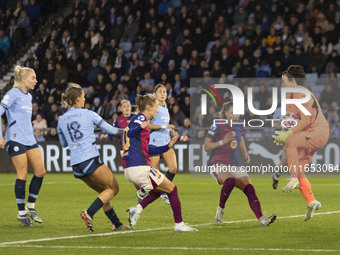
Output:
[0, 210, 339, 247]
[1, 245, 339, 253]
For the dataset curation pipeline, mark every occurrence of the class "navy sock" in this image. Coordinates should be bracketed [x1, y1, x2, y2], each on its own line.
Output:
[28, 175, 44, 203]
[15, 179, 26, 212]
[105, 207, 122, 228]
[165, 170, 176, 182]
[87, 197, 104, 218]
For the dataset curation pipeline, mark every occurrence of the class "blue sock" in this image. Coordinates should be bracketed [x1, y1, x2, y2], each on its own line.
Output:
[165, 170, 176, 182]
[15, 179, 26, 212]
[275, 170, 282, 179]
[87, 197, 104, 218]
[28, 175, 44, 204]
[105, 207, 122, 228]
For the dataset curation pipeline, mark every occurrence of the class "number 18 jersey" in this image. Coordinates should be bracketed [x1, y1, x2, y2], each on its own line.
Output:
[57, 107, 103, 165]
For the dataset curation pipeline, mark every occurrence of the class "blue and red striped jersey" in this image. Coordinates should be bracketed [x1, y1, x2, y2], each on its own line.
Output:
[206, 121, 243, 166]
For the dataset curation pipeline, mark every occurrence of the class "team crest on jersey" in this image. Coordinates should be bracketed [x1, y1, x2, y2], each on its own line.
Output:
[230, 140, 238, 149]
[13, 133, 16, 137]
[210, 124, 217, 130]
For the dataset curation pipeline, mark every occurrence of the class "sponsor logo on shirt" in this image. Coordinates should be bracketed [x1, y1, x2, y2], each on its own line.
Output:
[230, 140, 238, 149]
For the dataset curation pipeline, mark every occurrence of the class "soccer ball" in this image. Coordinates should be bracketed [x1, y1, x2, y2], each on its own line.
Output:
[281, 112, 299, 131]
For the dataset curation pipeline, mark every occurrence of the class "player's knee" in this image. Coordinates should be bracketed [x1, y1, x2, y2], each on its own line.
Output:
[106, 188, 115, 199]
[17, 172, 28, 180]
[169, 165, 177, 173]
[112, 185, 119, 196]
[36, 168, 46, 177]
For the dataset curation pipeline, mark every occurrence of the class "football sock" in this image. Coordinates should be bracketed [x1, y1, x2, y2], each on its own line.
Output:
[15, 179, 26, 216]
[167, 186, 183, 223]
[104, 207, 122, 228]
[298, 178, 316, 203]
[243, 184, 263, 219]
[134, 184, 140, 190]
[27, 175, 44, 209]
[140, 190, 161, 209]
[165, 170, 176, 182]
[219, 178, 236, 209]
[87, 197, 104, 218]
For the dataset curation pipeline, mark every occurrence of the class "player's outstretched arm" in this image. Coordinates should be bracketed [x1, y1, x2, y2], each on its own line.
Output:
[98, 120, 122, 135]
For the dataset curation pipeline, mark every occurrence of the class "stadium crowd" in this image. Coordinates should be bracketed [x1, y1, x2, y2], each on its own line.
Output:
[1, 0, 340, 141]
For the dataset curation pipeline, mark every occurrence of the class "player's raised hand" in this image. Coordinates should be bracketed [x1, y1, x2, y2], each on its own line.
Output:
[0, 137, 4, 149]
[167, 124, 175, 129]
[141, 121, 149, 129]
[222, 131, 235, 144]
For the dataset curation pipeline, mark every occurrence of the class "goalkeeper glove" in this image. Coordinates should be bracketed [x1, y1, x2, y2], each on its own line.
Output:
[272, 129, 293, 146]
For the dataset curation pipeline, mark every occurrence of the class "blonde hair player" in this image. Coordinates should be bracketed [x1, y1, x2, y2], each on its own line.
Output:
[137, 84, 179, 204]
[124, 94, 197, 231]
[0, 66, 46, 226]
[204, 102, 276, 226]
[57, 83, 130, 231]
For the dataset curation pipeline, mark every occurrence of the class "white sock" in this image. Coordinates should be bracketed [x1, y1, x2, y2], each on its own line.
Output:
[136, 204, 143, 214]
[175, 221, 184, 228]
[27, 202, 35, 209]
[308, 200, 316, 207]
[18, 210, 26, 216]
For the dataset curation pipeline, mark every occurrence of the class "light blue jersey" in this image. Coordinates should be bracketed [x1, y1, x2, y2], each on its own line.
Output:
[57, 107, 103, 165]
[149, 104, 171, 146]
[0, 88, 36, 145]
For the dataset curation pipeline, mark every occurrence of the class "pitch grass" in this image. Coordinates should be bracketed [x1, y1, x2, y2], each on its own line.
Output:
[0, 173, 339, 255]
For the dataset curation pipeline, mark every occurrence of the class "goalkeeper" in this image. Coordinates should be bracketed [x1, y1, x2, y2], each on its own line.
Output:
[273, 65, 329, 221]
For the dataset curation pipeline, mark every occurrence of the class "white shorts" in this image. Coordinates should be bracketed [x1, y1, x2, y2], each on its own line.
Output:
[210, 164, 249, 184]
[124, 165, 165, 192]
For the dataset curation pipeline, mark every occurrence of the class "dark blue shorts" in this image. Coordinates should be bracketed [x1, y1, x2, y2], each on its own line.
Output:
[72, 156, 104, 179]
[5, 141, 39, 157]
[149, 144, 171, 157]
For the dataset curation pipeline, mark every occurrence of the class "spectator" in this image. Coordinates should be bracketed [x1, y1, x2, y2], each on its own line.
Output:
[45, 127, 59, 141]
[178, 118, 192, 140]
[121, 15, 139, 43]
[34, 128, 45, 142]
[307, 46, 326, 73]
[0, 28, 10, 59]
[17, 10, 32, 38]
[33, 113, 48, 135]
[54, 62, 69, 85]
[171, 104, 186, 127]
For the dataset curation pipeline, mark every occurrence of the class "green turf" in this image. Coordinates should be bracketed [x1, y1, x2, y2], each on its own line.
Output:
[0, 173, 339, 255]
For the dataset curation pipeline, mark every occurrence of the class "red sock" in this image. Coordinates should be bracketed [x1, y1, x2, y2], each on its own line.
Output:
[219, 178, 236, 208]
[167, 186, 183, 223]
[243, 184, 263, 219]
[140, 190, 161, 209]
